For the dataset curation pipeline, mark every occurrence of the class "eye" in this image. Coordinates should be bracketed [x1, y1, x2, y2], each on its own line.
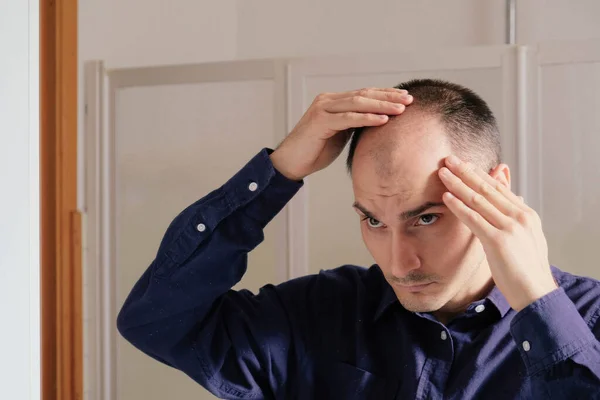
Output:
[363, 217, 384, 228]
[415, 214, 440, 227]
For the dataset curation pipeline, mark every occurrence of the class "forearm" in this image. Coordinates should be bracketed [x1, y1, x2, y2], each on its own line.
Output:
[116, 148, 303, 358]
[510, 288, 600, 398]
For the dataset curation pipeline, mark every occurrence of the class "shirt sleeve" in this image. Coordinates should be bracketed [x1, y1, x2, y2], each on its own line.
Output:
[117, 148, 305, 399]
[510, 287, 600, 398]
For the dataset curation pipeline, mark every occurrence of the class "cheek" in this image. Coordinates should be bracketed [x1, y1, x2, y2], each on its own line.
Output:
[437, 222, 480, 271]
[360, 224, 376, 250]
[409, 219, 476, 274]
[360, 225, 388, 261]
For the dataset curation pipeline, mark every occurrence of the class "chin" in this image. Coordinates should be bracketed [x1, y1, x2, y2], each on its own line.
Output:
[393, 284, 450, 313]
[398, 296, 447, 313]
[403, 304, 444, 313]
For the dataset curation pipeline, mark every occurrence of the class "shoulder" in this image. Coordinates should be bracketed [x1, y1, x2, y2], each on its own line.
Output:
[275, 264, 385, 297]
[552, 266, 600, 328]
[271, 264, 387, 314]
[317, 264, 382, 286]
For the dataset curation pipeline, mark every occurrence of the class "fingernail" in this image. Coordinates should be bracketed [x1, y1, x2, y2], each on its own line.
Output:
[394, 103, 405, 110]
[447, 155, 460, 166]
[440, 167, 451, 177]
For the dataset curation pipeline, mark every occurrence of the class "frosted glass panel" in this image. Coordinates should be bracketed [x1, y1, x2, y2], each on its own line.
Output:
[114, 79, 279, 400]
[540, 62, 600, 279]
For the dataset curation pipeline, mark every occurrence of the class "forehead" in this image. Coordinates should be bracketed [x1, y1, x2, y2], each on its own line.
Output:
[351, 110, 451, 200]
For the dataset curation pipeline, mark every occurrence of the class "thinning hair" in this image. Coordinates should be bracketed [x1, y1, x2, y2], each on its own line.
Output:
[346, 79, 501, 174]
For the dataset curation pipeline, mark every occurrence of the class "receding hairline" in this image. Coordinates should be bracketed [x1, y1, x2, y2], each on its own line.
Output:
[355, 109, 448, 178]
[346, 79, 501, 174]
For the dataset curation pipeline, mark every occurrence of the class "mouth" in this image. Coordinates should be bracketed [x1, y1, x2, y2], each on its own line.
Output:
[399, 282, 435, 293]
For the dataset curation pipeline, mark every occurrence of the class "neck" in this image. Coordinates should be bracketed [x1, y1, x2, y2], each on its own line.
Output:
[433, 259, 494, 325]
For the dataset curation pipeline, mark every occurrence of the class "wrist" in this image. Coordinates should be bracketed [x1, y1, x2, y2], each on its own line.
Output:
[269, 150, 305, 182]
[512, 282, 559, 312]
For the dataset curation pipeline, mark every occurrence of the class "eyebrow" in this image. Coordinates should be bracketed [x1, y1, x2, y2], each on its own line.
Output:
[352, 201, 446, 221]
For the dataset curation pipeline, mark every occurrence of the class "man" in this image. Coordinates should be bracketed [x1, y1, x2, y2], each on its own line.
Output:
[117, 79, 600, 399]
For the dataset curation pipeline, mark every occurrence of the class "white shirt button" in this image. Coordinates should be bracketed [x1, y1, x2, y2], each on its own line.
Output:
[522, 341, 531, 352]
[475, 305, 485, 313]
[248, 182, 258, 192]
[440, 331, 448, 341]
[196, 223, 206, 232]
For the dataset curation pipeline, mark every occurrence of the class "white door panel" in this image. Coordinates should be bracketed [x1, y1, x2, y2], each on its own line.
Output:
[115, 79, 280, 400]
[85, 61, 288, 400]
[536, 41, 600, 279]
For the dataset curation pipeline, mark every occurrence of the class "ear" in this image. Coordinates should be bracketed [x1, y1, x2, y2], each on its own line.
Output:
[488, 163, 511, 189]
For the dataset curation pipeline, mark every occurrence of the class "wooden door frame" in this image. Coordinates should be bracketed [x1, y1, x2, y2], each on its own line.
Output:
[40, 0, 82, 399]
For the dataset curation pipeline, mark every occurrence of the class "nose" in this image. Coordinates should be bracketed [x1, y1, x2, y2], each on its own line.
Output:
[389, 234, 421, 279]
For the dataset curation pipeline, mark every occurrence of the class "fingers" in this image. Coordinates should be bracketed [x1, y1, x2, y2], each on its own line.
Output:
[471, 167, 528, 210]
[442, 192, 497, 239]
[325, 93, 413, 115]
[328, 112, 390, 131]
[308, 88, 413, 132]
[319, 88, 413, 116]
[443, 156, 528, 218]
[322, 87, 408, 101]
[439, 166, 511, 230]
[439, 155, 543, 240]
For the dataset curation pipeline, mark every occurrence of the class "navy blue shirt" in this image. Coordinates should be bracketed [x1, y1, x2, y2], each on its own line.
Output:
[117, 149, 600, 399]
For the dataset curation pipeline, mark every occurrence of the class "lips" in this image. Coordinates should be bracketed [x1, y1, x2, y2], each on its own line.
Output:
[401, 282, 434, 293]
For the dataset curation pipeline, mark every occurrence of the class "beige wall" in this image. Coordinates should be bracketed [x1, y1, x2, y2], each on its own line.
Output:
[79, 0, 237, 67]
[517, 0, 600, 44]
[236, 0, 506, 59]
[78, 0, 600, 72]
[236, 0, 600, 59]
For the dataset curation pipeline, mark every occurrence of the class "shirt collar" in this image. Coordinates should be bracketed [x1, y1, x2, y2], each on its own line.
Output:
[485, 283, 512, 318]
[372, 268, 513, 322]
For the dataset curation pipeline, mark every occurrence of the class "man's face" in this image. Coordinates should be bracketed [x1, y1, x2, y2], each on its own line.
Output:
[351, 109, 492, 314]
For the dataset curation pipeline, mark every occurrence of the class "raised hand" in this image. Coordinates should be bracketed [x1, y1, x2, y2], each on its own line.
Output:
[270, 88, 413, 181]
[439, 155, 558, 311]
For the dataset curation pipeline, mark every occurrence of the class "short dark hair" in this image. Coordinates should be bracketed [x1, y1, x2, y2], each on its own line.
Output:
[346, 79, 501, 174]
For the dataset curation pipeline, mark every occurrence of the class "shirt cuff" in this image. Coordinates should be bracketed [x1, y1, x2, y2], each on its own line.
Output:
[222, 148, 301, 210]
[510, 287, 596, 375]
[221, 148, 304, 225]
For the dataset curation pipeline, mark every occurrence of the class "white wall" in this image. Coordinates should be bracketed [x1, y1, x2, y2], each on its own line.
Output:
[237, 0, 600, 59]
[78, 0, 600, 70]
[0, 0, 40, 399]
[517, 0, 600, 44]
[237, 0, 506, 59]
[79, 0, 238, 68]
